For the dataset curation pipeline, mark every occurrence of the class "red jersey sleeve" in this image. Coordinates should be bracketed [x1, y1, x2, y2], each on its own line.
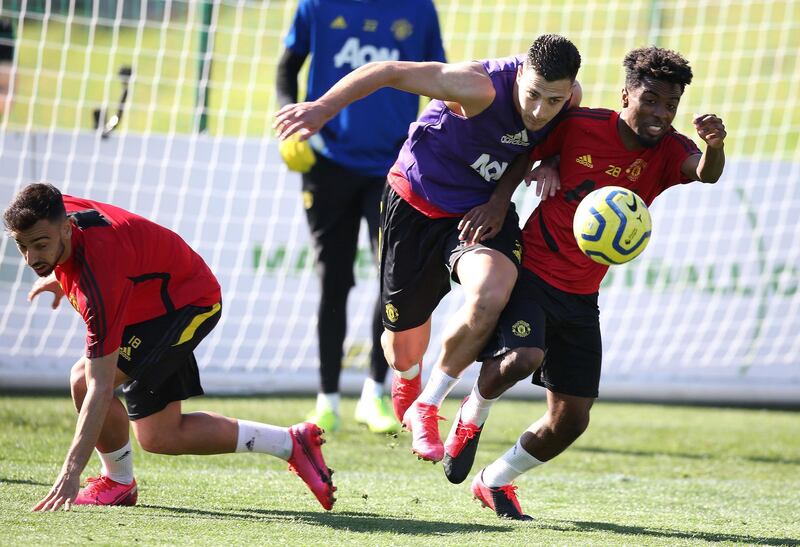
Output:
[72, 245, 133, 359]
[661, 131, 702, 190]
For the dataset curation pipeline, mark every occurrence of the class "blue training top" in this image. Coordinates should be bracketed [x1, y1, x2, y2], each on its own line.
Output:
[285, 0, 446, 177]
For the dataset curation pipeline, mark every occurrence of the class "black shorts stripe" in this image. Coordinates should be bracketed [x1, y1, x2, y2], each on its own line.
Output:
[119, 302, 221, 420]
[135, 306, 195, 369]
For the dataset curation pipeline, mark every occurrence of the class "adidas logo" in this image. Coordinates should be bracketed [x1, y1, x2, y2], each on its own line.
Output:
[575, 154, 593, 168]
[501, 129, 529, 146]
[119, 346, 132, 361]
[330, 15, 347, 29]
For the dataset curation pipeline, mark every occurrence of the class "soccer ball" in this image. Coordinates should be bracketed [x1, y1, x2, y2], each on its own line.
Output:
[572, 186, 652, 266]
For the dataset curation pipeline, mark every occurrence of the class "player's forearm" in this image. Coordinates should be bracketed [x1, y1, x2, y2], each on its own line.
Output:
[317, 61, 455, 114]
[315, 62, 409, 113]
[275, 49, 305, 108]
[59, 353, 117, 478]
[695, 144, 725, 183]
[490, 155, 531, 204]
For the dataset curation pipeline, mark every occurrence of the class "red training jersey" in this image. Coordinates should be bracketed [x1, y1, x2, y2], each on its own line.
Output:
[525, 108, 701, 294]
[54, 196, 221, 359]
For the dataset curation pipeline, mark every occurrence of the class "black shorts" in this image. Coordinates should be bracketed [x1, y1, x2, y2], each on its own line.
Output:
[482, 269, 602, 398]
[301, 154, 384, 289]
[118, 302, 221, 420]
[379, 185, 522, 331]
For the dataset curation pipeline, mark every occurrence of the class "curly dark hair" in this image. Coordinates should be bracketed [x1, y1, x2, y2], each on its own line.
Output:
[526, 34, 581, 82]
[624, 47, 693, 91]
[3, 182, 66, 232]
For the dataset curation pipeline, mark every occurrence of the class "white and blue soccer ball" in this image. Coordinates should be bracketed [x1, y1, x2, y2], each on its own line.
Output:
[572, 186, 652, 266]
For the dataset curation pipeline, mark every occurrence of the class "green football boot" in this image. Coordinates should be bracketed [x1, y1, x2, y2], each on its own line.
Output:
[355, 395, 402, 434]
[306, 406, 341, 433]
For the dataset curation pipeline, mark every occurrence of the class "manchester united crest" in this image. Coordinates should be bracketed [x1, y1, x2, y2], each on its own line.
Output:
[511, 320, 531, 337]
[68, 292, 80, 313]
[626, 158, 647, 182]
[391, 19, 413, 41]
[385, 303, 399, 323]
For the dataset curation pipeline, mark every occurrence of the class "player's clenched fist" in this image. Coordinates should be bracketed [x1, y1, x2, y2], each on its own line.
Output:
[693, 114, 726, 149]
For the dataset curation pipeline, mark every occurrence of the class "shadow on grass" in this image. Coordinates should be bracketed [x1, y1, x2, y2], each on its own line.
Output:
[0, 477, 51, 487]
[572, 445, 800, 466]
[139, 505, 511, 534]
[542, 518, 799, 546]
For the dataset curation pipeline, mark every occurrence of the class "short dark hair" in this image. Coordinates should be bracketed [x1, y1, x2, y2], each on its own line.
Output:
[624, 47, 693, 92]
[3, 182, 66, 232]
[525, 34, 581, 82]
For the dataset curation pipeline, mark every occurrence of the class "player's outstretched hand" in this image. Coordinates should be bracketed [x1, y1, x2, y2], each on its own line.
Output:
[32, 472, 80, 512]
[526, 156, 561, 201]
[693, 114, 726, 149]
[273, 101, 334, 142]
[28, 273, 64, 310]
[459, 199, 508, 245]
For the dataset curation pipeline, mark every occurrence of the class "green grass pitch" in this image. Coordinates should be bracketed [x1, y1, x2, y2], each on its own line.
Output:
[1, 394, 798, 545]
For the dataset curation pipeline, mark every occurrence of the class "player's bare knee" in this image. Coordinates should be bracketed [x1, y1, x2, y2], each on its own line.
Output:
[550, 409, 591, 445]
[132, 402, 192, 454]
[385, 346, 422, 372]
[469, 285, 511, 319]
[500, 348, 544, 382]
[136, 429, 180, 455]
[381, 331, 423, 372]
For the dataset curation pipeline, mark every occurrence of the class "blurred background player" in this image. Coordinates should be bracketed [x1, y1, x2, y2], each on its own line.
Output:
[275, 0, 446, 434]
[274, 35, 581, 461]
[4, 183, 336, 512]
[443, 47, 726, 520]
[0, 17, 15, 117]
